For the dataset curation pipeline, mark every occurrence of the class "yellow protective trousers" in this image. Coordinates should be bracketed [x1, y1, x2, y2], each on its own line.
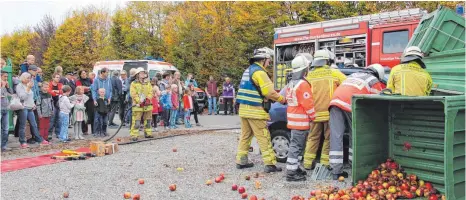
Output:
[130, 109, 152, 138]
[303, 121, 330, 168]
[236, 117, 277, 166]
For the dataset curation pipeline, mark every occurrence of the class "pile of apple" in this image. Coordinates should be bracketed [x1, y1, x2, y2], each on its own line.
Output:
[306, 159, 446, 200]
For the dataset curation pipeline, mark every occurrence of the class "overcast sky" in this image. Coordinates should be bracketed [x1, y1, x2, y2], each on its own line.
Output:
[1, 0, 128, 35]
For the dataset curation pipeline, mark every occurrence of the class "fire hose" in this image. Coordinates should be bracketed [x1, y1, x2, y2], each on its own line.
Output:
[102, 100, 240, 145]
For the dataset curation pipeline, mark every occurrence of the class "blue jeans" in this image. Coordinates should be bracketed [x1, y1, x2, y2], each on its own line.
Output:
[184, 110, 192, 128]
[48, 105, 61, 138]
[208, 97, 217, 114]
[169, 109, 178, 127]
[19, 109, 43, 144]
[1, 110, 9, 149]
[58, 112, 69, 141]
[177, 102, 184, 122]
[94, 112, 108, 135]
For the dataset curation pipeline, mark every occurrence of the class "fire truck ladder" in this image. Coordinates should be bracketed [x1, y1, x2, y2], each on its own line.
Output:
[274, 8, 426, 34]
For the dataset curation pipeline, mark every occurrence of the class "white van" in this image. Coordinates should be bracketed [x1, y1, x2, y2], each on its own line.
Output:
[92, 60, 179, 78]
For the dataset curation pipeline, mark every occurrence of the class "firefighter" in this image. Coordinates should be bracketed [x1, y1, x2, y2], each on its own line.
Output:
[236, 47, 286, 173]
[285, 53, 316, 182]
[387, 46, 432, 96]
[329, 64, 386, 180]
[303, 49, 347, 170]
[129, 67, 153, 141]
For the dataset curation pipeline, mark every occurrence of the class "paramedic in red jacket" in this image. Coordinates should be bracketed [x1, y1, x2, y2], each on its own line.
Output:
[329, 64, 386, 180]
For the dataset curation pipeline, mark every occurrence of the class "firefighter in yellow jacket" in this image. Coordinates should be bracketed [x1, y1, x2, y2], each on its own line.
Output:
[236, 47, 286, 173]
[130, 67, 153, 141]
[387, 46, 432, 96]
[303, 49, 346, 170]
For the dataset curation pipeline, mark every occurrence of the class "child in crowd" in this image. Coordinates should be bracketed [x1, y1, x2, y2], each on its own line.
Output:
[182, 89, 193, 128]
[151, 86, 161, 132]
[37, 82, 54, 142]
[94, 88, 109, 137]
[169, 84, 179, 129]
[160, 86, 172, 130]
[70, 86, 89, 140]
[58, 85, 74, 143]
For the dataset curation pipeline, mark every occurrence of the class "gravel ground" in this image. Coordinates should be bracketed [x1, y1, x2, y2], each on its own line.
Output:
[1, 130, 352, 200]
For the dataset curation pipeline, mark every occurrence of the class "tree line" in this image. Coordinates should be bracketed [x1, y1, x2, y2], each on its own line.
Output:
[1, 1, 461, 86]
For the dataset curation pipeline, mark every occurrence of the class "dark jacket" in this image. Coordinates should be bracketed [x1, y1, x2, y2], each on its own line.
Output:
[76, 78, 92, 99]
[20, 62, 29, 74]
[67, 79, 76, 95]
[111, 75, 122, 101]
[96, 97, 109, 114]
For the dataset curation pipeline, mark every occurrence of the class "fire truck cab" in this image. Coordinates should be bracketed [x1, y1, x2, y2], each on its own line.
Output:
[273, 8, 426, 90]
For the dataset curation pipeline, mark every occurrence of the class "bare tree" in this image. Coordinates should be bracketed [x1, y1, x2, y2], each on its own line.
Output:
[32, 15, 57, 67]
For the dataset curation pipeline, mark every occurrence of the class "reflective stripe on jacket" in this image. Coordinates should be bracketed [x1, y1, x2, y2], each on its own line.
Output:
[130, 80, 153, 112]
[238, 63, 284, 120]
[387, 61, 432, 96]
[306, 66, 346, 122]
[330, 72, 385, 112]
[285, 79, 316, 130]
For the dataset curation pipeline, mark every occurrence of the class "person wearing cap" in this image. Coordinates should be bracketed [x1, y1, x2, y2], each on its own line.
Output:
[20, 55, 35, 73]
[129, 67, 153, 141]
[235, 47, 286, 173]
[284, 53, 316, 181]
[387, 46, 432, 96]
[303, 49, 347, 170]
[91, 67, 112, 136]
[328, 63, 386, 180]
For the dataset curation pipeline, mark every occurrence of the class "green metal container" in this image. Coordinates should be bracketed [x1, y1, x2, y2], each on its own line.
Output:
[352, 95, 465, 200]
[407, 6, 465, 56]
[2, 58, 15, 132]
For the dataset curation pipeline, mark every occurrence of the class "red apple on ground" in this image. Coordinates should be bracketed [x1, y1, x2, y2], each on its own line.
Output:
[63, 192, 69, 198]
[116, 138, 121, 142]
[238, 186, 246, 194]
[249, 195, 258, 200]
[409, 174, 417, 181]
[232, 184, 238, 191]
[425, 182, 433, 190]
[138, 179, 144, 185]
[245, 175, 251, 180]
[133, 194, 141, 200]
[169, 184, 177, 191]
[215, 177, 222, 183]
[241, 193, 248, 199]
[172, 148, 177, 152]
[310, 190, 316, 196]
[429, 195, 439, 200]
[400, 183, 409, 191]
[410, 186, 417, 193]
[124, 192, 131, 199]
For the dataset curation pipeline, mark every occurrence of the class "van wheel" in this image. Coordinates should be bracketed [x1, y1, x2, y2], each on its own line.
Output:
[270, 129, 290, 163]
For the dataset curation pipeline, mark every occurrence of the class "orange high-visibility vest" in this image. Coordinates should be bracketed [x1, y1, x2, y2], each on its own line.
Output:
[285, 79, 316, 130]
[330, 72, 385, 112]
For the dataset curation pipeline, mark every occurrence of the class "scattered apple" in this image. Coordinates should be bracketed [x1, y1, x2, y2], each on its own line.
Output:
[124, 192, 131, 199]
[172, 148, 177, 152]
[206, 180, 213, 186]
[133, 194, 141, 200]
[238, 186, 246, 194]
[382, 182, 389, 189]
[138, 179, 144, 185]
[253, 172, 259, 178]
[409, 174, 417, 182]
[419, 180, 425, 187]
[245, 175, 251, 181]
[410, 185, 417, 193]
[241, 193, 248, 199]
[63, 192, 69, 198]
[254, 180, 262, 189]
[177, 167, 184, 172]
[416, 189, 424, 197]
[169, 184, 177, 191]
[397, 173, 404, 179]
[429, 195, 439, 200]
[338, 176, 345, 182]
[215, 177, 222, 183]
[116, 138, 121, 142]
[249, 195, 258, 200]
[232, 184, 238, 191]
[310, 190, 316, 196]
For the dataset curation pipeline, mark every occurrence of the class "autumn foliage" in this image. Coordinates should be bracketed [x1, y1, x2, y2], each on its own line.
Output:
[1, 1, 462, 85]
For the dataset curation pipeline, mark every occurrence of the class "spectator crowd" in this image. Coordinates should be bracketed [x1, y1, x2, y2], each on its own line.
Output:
[0, 55, 237, 151]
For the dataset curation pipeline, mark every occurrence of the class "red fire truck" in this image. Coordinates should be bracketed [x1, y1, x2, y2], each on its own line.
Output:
[273, 8, 426, 90]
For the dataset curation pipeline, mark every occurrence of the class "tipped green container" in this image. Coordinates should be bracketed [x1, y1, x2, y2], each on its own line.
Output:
[352, 6, 465, 200]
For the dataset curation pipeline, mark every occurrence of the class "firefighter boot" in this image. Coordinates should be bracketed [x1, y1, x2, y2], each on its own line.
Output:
[264, 165, 282, 173]
[286, 169, 306, 182]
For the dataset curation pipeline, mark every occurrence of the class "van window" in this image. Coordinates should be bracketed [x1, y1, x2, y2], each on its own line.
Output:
[383, 30, 409, 54]
[123, 62, 147, 74]
[149, 70, 161, 79]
